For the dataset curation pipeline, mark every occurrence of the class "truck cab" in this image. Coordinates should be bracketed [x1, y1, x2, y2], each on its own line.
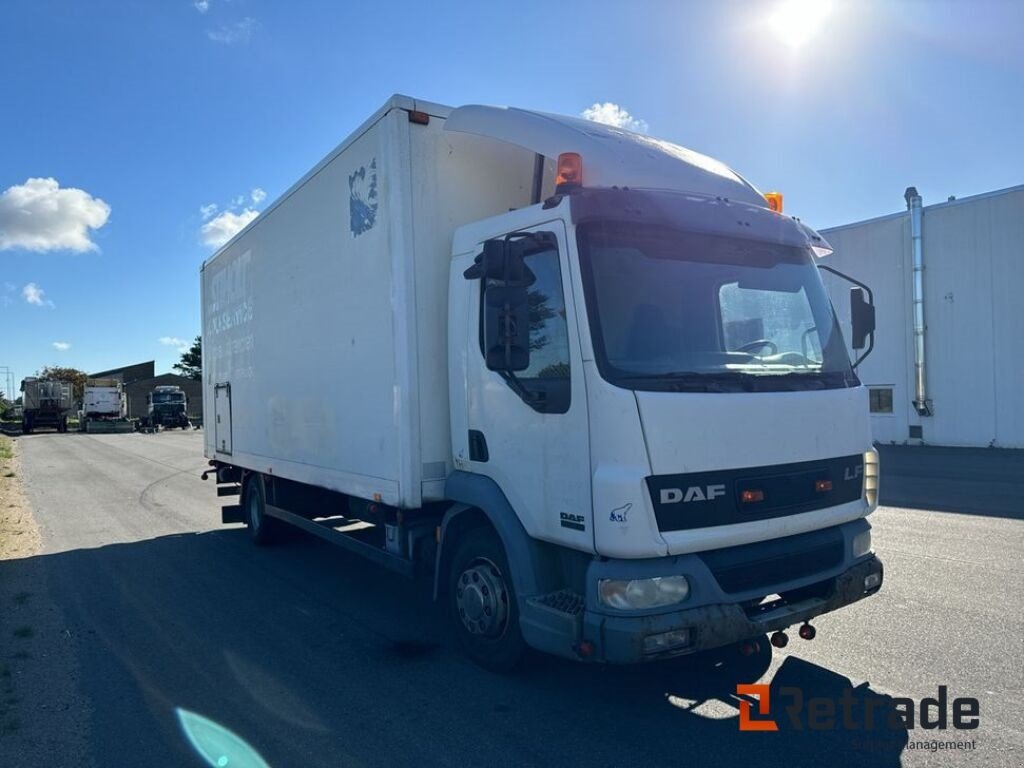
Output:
[148, 386, 190, 429]
[440, 107, 881, 665]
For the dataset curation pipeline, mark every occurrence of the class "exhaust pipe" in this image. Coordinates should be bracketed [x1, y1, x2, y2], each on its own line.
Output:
[905, 187, 932, 417]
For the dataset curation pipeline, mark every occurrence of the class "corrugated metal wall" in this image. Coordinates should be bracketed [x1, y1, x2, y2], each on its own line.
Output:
[820, 186, 1024, 448]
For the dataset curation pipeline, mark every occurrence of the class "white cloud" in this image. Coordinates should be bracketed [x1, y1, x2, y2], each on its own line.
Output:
[207, 17, 257, 44]
[580, 102, 649, 134]
[23, 282, 54, 308]
[250, 187, 266, 205]
[159, 336, 190, 353]
[200, 209, 259, 248]
[199, 203, 218, 220]
[52, 341, 71, 351]
[193, 0, 210, 13]
[0, 177, 111, 252]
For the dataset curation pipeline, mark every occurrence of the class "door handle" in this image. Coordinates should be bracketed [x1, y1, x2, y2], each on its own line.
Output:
[468, 430, 489, 462]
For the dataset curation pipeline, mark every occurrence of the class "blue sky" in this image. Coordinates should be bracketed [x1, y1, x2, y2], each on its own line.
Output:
[2, 0, 1022, 394]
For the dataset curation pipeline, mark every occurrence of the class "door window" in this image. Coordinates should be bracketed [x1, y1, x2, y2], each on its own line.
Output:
[479, 233, 571, 413]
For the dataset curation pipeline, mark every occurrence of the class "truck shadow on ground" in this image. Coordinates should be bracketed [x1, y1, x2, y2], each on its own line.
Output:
[1, 528, 909, 768]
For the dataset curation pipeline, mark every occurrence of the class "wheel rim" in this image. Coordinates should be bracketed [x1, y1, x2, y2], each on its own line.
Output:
[455, 557, 509, 638]
[248, 489, 261, 532]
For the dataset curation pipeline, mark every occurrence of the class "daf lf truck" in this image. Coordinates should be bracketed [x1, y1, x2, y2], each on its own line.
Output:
[202, 95, 882, 670]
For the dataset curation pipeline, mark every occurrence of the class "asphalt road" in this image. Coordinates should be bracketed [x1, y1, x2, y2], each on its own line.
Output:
[2, 431, 1022, 767]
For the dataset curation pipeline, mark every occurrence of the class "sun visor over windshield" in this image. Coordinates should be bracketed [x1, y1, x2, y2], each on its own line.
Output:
[570, 188, 833, 254]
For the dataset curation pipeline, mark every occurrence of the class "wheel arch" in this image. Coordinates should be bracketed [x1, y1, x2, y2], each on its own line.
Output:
[434, 471, 557, 602]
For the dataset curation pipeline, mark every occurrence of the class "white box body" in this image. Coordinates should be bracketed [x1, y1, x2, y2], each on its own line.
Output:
[83, 385, 125, 418]
[201, 95, 539, 508]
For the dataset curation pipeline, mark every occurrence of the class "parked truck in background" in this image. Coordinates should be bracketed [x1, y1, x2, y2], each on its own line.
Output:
[145, 385, 190, 430]
[202, 95, 882, 670]
[81, 378, 133, 433]
[20, 377, 73, 434]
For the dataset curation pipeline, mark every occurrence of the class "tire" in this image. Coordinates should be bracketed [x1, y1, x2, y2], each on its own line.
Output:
[243, 473, 279, 545]
[447, 526, 527, 673]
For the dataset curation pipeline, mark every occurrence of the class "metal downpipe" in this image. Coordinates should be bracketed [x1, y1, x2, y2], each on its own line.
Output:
[905, 186, 932, 417]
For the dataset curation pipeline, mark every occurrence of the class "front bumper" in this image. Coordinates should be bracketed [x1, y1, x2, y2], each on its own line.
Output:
[518, 519, 883, 664]
[591, 555, 882, 663]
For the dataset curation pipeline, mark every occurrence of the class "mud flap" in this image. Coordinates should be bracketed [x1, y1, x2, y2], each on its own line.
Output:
[221, 504, 244, 524]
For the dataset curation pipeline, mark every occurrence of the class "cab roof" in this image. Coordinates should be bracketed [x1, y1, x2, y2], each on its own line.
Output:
[445, 104, 767, 206]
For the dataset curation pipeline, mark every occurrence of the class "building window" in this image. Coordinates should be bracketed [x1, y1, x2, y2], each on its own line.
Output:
[869, 387, 893, 414]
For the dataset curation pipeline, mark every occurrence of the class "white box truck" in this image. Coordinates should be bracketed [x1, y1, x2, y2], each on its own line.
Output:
[81, 378, 133, 433]
[202, 94, 883, 670]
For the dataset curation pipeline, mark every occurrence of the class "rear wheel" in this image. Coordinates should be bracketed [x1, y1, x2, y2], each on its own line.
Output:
[448, 526, 526, 673]
[243, 474, 279, 545]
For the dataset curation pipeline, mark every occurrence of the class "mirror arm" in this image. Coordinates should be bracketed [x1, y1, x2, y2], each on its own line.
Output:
[817, 264, 875, 369]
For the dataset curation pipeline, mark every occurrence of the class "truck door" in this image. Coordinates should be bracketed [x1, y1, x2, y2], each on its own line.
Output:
[214, 383, 232, 454]
[464, 222, 593, 551]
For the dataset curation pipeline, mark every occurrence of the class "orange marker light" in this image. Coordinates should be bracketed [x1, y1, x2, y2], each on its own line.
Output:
[815, 479, 833, 493]
[556, 152, 583, 188]
[741, 489, 765, 503]
[765, 191, 784, 213]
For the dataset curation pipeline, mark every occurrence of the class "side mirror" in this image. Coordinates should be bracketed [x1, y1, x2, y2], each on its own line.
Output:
[484, 285, 530, 371]
[850, 287, 875, 350]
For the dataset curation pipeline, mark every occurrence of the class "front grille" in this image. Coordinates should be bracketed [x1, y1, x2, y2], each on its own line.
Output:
[700, 527, 844, 594]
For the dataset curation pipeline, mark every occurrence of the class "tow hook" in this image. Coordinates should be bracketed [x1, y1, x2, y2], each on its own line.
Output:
[770, 630, 789, 648]
[798, 622, 817, 640]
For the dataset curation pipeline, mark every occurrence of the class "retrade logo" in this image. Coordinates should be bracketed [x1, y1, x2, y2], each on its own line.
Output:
[737, 684, 779, 731]
[736, 684, 980, 733]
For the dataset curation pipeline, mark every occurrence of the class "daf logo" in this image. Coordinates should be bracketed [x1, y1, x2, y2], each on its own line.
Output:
[660, 484, 727, 504]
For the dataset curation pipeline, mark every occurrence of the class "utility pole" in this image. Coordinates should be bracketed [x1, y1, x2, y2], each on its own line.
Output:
[0, 366, 14, 402]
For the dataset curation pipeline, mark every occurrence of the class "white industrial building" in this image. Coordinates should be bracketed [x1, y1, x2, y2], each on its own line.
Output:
[820, 185, 1024, 448]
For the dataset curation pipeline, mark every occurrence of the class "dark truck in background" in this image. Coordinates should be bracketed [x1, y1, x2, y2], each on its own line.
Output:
[20, 377, 73, 434]
[144, 385, 190, 430]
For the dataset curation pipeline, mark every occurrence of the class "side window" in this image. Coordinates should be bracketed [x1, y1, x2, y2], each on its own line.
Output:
[479, 233, 571, 413]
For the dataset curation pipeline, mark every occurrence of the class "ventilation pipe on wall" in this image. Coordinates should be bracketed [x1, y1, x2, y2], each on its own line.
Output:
[905, 187, 932, 416]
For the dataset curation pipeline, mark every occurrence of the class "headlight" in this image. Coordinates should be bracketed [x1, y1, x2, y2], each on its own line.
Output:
[863, 448, 879, 508]
[598, 575, 690, 610]
[852, 529, 872, 558]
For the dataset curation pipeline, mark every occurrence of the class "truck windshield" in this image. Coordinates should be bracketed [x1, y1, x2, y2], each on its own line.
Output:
[153, 393, 185, 404]
[576, 221, 857, 392]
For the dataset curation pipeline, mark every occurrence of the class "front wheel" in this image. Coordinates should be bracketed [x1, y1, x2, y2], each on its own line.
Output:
[448, 527, 526, 673]
[243, 473, 279, 545]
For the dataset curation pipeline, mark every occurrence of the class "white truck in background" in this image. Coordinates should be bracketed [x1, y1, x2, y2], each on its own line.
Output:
[81, 378, 133, 433]
[202, 95, 882, 670]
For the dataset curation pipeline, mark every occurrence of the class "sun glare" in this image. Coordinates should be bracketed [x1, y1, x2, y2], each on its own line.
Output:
[768, 0, 833, 50]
